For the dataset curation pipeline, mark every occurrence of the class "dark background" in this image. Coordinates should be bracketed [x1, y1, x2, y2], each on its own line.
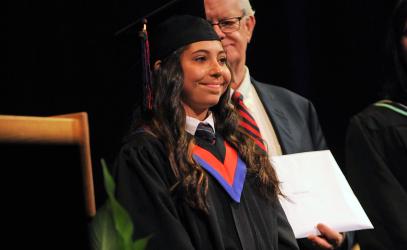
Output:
[5, 0, 399, 207]
[2, 143, 91, 248]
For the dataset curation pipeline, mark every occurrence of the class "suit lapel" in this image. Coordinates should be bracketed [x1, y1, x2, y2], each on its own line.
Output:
[251, 79, 295, 154]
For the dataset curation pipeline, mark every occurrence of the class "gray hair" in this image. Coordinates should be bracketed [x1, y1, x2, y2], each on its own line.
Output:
[239, 0, 255, 16]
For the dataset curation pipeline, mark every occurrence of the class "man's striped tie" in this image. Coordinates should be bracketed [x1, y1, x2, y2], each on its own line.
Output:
[232, 91, 267, 152]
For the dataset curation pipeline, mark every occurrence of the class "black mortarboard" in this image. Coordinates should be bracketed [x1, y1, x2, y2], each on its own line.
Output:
[115, 0, 219, 111]
[150, 15, 219, 63]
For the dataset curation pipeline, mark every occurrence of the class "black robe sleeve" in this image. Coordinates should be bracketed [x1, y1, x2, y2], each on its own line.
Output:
[345, 106, 407, 250]
[275, 199, 301, 250]
[113, 133, 196, 250]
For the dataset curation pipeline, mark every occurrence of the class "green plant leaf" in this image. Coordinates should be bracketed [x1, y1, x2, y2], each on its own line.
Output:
[91, 159, 150, 250]
[100, 159, 116, 200]
[101, 159, 135, 248]
[133, 237, 150, 250]
[90, 202, 124, 250]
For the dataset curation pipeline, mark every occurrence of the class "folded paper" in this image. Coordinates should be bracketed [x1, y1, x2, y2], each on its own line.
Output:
[272, 150, 373, 238]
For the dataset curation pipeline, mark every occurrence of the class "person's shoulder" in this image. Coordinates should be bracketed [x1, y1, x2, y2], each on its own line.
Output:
[114, 129, 175, 185]
[354, 102, 382, 116]
[354, 101, 395, 118]
[251, 78, 310, 104]
[251, 78, 315, 116]
[351, 100, 406, 130]
[119, 129, 166, 158]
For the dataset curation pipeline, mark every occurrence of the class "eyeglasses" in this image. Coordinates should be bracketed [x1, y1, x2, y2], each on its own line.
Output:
[209, 14, 246, 33]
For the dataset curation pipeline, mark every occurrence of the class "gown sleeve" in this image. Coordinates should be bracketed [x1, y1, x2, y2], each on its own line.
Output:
[345, 114, 407, 250]
[275, 199, 300, 250]
[113, 133, 196, 250]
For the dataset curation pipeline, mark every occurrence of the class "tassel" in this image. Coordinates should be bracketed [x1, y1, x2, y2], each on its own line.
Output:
[139, 18, 153, 111]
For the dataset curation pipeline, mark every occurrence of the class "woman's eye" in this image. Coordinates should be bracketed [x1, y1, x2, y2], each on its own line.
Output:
[219, 57, 227, 64]
[194, 56, 206, 62]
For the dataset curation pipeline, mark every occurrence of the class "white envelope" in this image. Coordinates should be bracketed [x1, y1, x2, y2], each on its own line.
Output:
[272, 150, 373, 238]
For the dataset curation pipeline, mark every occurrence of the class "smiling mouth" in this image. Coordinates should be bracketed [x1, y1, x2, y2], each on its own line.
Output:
[200, 82, 224, 88]
[204, 83, 222, 88]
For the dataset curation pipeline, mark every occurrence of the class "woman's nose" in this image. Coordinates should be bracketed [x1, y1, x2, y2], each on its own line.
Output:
[210, 61, 222, 78]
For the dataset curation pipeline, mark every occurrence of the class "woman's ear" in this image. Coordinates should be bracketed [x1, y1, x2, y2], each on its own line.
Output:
[153, 60, 162, 71]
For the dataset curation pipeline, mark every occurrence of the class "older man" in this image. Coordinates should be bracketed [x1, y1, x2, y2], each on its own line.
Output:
[204, 0, 350, 249]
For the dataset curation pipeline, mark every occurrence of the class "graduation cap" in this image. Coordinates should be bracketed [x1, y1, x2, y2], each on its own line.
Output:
[115, 0, 216, 111]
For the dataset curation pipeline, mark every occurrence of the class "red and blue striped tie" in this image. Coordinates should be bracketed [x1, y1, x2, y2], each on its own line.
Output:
[232, 91, 267, 153]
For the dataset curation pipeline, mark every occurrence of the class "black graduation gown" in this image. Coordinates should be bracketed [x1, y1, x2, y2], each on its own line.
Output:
[345, 102, 407, 250]
[114, 131, 299, 250]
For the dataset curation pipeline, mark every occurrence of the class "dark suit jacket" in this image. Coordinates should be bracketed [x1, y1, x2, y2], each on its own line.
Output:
[252, 78, 327, 153]
[252, 78, 355, 250]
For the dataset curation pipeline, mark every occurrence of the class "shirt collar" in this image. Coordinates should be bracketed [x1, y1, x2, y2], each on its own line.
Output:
[185, 112, 215, 135]
[233, 66, 251, 97]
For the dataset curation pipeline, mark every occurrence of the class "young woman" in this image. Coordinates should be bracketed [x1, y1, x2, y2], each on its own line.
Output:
[114, 15, 298, 250]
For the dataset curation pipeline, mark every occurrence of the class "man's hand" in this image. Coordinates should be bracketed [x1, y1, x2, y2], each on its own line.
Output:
[307, 223, 345, 249]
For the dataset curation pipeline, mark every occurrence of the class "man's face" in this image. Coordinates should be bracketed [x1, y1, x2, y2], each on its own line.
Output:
[204, 0, 255, 72]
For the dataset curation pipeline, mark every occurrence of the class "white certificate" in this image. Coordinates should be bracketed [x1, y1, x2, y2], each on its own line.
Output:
[272, 150, 373, 238]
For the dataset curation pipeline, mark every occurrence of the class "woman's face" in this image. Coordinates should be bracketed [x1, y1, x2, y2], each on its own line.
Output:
[180, 40, 231, 119]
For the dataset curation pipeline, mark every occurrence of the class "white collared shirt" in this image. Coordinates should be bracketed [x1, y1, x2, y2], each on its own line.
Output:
[185, 112, 216, 136]
[235, 66, 282, 156]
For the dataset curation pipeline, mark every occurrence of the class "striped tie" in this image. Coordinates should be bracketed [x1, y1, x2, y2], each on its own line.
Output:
[195, 122, 216, 144]
[232, 91, 267, 152]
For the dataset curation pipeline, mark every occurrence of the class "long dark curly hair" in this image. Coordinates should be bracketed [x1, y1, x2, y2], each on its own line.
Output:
[383, 0, 407, 104]
[136, 44, 281, 212]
